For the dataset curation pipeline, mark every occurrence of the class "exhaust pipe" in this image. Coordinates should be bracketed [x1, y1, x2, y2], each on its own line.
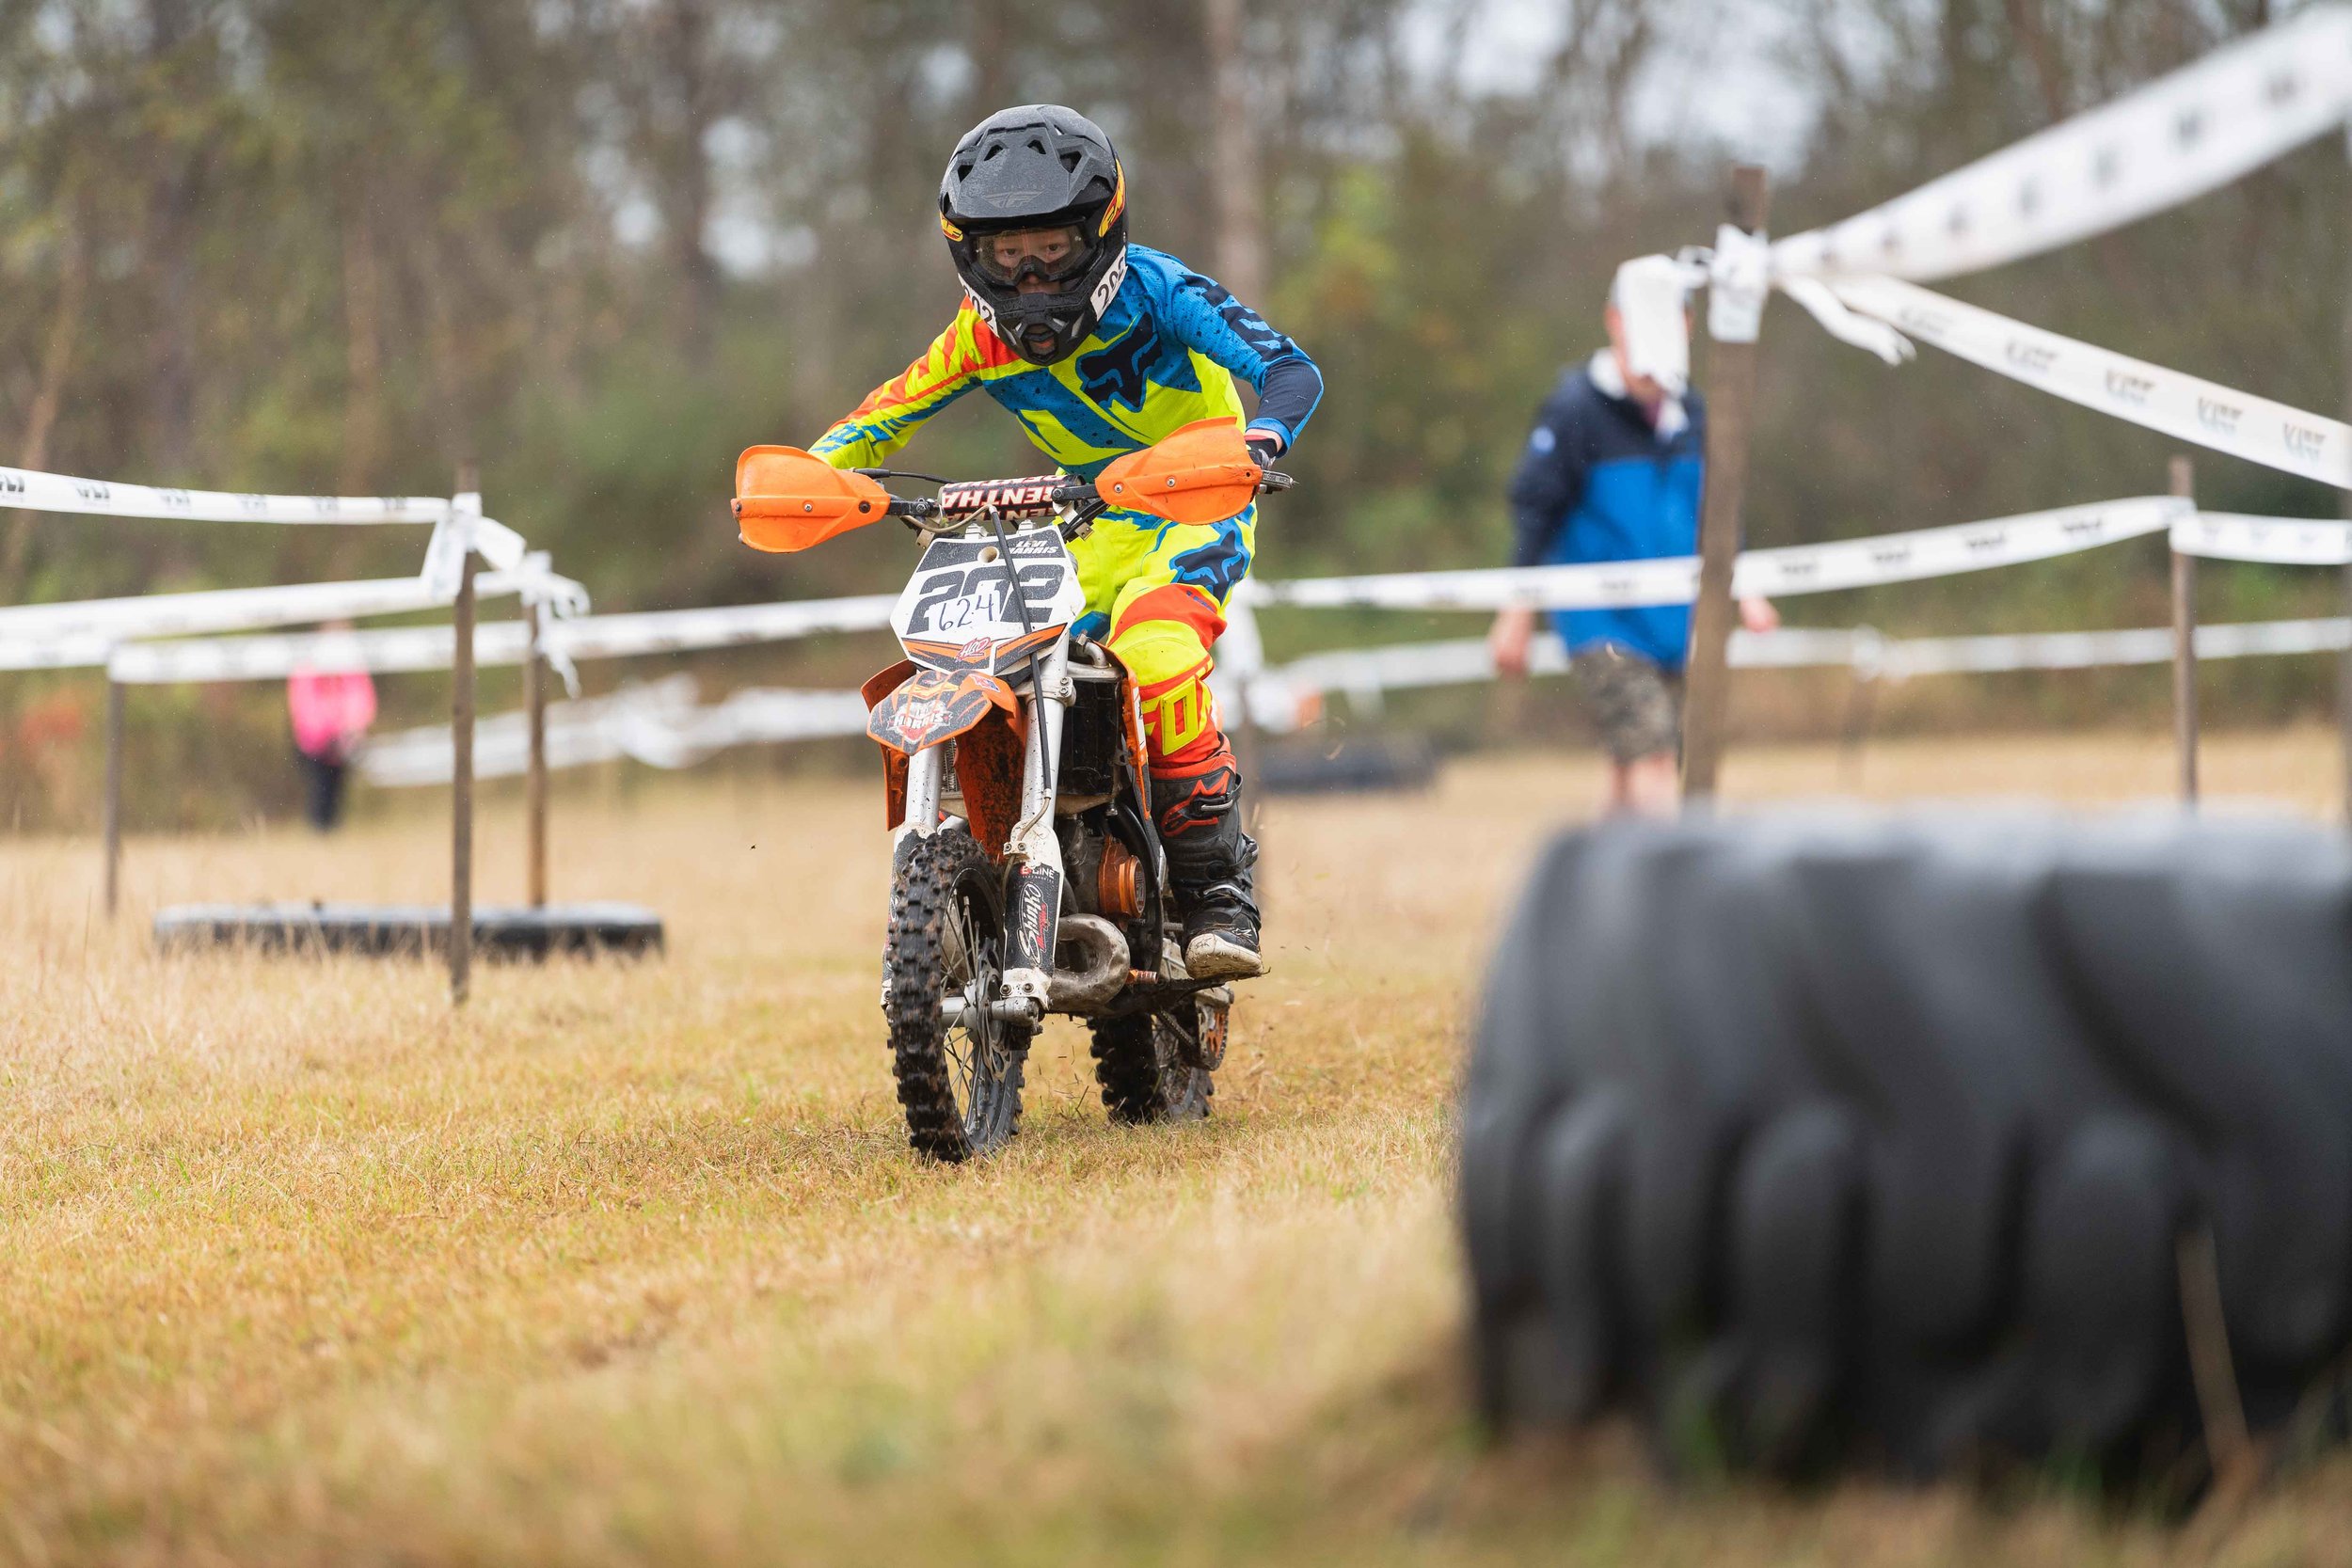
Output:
[1049, 915, 1130, 1013]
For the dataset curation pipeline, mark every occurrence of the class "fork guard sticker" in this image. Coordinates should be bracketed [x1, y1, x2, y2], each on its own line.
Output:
[1007, 864, 1062, 976]
[867, 669, 1022, 755]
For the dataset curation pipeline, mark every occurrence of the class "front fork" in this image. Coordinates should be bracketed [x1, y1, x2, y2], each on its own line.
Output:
[891, 641, 1074, 1017]
[999, 641, 1073, 1011]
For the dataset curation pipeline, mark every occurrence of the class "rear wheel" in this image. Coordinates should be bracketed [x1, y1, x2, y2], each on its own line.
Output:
[886, 828, 1031, 1162]
[1090, 993, 1224, 1125]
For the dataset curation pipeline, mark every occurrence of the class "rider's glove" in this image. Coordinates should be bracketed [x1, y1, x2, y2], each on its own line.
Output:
[1245, 432, 1283, 471]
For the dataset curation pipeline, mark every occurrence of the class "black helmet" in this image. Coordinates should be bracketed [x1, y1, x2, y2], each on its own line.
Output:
[940, 104, 1129, 366]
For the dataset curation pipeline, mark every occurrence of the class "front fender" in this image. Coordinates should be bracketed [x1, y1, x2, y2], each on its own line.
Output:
[866, 667, 1025, 756]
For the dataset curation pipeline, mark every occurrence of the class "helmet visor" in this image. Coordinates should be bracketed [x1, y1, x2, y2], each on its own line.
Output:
[967, 222, 1098, 289]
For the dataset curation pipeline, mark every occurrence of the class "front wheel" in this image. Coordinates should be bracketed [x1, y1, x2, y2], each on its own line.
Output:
[886, 827, 1031, 1162]
[1090, 994, 1225, 1126]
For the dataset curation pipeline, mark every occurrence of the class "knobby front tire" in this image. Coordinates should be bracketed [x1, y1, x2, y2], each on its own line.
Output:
[885, 827, 1032, 1162]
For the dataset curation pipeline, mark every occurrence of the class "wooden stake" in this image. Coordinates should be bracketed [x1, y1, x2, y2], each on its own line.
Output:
[2169, 455, 2198, 807]
[1838, 668, 1880, 793]
[450, 463, 480, 1004]
[1680, 165, 1770, 806]
[1203, 0, 1265, 308]
[103, 678, 123, 918]
[525, 600, 548, 909]
[1205, 0, 1270, 852]
[2177, 1226, 2258, 1503]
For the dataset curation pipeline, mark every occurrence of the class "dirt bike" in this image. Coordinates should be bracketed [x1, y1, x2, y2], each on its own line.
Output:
[733, 420, 1291, 1162]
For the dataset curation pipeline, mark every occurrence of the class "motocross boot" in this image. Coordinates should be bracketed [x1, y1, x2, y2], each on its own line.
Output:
[1151, 741, 1264, 980]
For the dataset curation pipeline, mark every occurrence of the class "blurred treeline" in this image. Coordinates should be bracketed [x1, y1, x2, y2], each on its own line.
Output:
[0, 0, 2346, 826]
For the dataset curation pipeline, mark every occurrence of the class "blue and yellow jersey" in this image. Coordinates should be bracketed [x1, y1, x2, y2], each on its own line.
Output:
[812, 245, 1322, 481]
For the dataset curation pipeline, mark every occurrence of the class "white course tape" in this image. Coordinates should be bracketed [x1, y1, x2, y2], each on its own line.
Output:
[359, 678, 872, 787]
[1772, 5, 2352, 282]
[0, 568, 566, 674]
[1826, 276, 2352, 490]
[2172, 512, 2352, 565]
[541, 594, 897, 660]
[107, 620, 536, 685]
[1244, 628, 1876, 729]
[1883, 617, 2351, 677]
[361, 610, 2352, 779]
[1254, 616, 2352, 725]
[96, 589, 896, 685]
[1251, 497, 2184, 612]
[0, 466, 453, 526]
[360, 676, 702, 785]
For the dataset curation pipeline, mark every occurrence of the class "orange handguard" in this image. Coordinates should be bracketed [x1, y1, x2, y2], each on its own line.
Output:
[1093, 419, 1263, 525]
[733, 445, 893, 553]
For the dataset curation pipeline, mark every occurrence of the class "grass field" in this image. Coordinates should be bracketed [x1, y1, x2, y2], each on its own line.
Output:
[4, 729, 2351, 1566]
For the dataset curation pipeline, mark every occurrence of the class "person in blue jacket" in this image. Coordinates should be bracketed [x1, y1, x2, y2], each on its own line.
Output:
[1489, 258, 1777, 816]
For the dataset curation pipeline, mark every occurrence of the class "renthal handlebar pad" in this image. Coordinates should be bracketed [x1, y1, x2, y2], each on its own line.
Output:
[1463, 808, 2352, 1481]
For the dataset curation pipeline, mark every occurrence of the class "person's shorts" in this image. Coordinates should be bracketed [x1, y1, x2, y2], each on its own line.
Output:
[1571, 644, 1683, 763]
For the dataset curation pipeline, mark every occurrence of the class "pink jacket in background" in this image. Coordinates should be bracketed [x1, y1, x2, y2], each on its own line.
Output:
[288, 668, 377, 761]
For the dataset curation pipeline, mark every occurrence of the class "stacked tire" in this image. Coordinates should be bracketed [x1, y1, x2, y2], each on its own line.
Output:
[1463, 809, 2352, 1480]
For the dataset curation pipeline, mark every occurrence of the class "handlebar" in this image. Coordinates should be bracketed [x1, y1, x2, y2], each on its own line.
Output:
[735, 418, 1294, 557]
[854, 464, 1295, 540]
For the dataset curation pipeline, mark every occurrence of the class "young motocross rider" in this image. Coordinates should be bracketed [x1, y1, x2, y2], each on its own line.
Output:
[809, 105, 1322, 982]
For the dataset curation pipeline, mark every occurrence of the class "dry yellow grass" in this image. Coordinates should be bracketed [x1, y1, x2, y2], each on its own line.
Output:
[1, 727, 2348, 1566]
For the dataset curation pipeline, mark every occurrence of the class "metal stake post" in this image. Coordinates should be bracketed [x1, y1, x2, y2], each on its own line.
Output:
[1680, 165, 1771, 806]
[449, 464, 480, 1004]
[524, 600, 548, 908]
[2169, 456, 2198, 807]
[2342, 142, 2352, 827]
[103, 678, 123, 916]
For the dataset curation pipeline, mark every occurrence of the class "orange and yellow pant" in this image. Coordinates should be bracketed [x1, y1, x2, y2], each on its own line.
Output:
[1069, 503, 1255, 797]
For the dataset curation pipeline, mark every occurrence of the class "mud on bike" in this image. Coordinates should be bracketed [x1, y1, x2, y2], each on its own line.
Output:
[733, 420, 1292, 1162]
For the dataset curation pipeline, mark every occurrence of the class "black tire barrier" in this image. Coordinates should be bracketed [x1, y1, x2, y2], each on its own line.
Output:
[152, 901, 664, 959]
[1257, 734, 1438, 796]
[1463, 809, 2352, 1481]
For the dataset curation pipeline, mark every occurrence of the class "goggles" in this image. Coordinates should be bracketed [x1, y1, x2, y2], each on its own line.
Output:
[968, 222, 1097, 288]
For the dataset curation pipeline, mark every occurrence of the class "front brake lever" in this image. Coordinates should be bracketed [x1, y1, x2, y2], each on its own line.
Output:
[891, 497, 940, 534]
